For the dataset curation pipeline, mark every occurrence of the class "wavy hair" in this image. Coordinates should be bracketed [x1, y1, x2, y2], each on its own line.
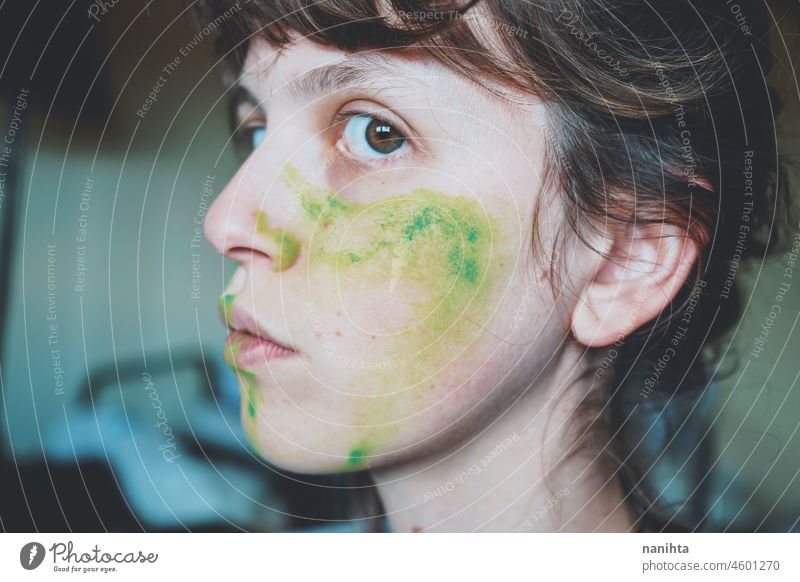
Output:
[191, 0, 790, 531]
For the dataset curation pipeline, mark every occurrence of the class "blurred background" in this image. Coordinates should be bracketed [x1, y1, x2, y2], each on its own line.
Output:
[0, 0, 798, 532]
[0, 0, 376, 533]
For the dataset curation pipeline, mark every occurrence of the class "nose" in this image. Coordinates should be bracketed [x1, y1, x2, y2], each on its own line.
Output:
[204, 153, 302, 272]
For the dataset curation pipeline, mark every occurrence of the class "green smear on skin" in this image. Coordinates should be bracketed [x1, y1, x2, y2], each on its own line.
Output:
[341, 445, 370, 471]
[254, 210, 300, 271]
[219, 293, 235, 325]
[277, 166, 505, 467]
[282, 163, 498, 339]
[223, 336, 259, 420]
[242, 376, 257, 419]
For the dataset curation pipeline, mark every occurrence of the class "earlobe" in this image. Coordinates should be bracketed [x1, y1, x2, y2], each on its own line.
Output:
[570, 225, 699, 347]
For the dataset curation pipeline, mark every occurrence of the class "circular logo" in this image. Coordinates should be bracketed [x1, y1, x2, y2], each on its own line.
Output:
[19, 542, 46, 570]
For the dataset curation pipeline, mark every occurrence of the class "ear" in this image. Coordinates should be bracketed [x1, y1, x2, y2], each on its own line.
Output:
[570, 223, 699, 347]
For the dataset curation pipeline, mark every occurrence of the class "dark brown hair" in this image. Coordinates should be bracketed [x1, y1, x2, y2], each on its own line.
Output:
[192, 0, 789, 531]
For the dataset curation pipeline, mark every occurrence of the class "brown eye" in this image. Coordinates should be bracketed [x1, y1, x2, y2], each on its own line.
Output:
[366, 118, 405, 154]
[343, 115, 407, 158]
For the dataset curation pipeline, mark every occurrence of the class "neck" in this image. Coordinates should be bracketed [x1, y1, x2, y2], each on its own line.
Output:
[370, 343, 636, 532]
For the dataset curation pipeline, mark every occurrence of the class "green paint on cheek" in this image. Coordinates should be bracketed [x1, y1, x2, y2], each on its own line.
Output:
[254, 210, 300, 271]
[282, 163, 498, 337]
[283, 164, 352, 219]
[325, 194, 349, 213]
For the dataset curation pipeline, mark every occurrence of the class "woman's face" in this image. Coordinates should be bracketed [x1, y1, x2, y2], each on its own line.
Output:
[205, 37, 591, 473]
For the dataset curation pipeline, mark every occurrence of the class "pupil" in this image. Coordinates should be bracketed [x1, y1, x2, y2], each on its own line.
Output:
[366, 118, 404, 154]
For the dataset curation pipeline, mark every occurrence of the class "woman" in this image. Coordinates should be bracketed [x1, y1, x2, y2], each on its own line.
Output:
[196, 0, 785, 531]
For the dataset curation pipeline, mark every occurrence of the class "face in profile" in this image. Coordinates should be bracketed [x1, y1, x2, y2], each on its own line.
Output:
[191, 0, 787, 534]
[204, 37, 594, 474]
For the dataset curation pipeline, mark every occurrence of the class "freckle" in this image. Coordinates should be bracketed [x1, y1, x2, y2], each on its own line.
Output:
[335, 330, 342, 337]
[411, 526, 423, 533]
[371, 335, 376, 340]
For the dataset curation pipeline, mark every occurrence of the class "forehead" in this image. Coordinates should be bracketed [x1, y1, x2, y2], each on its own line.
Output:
[237, 35, 547, 134]
[240, 37, 436, 94]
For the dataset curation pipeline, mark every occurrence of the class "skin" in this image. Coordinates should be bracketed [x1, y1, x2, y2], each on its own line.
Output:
[283, 163, 503, 359]
[283, 163, 511, 469]
[253, 210, 299, 271]
[205, 36, 697, 531]
[223, 334, 258, 421]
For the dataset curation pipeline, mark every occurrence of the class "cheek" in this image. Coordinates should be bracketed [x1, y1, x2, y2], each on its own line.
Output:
[289, 164, 507, 366]
[251, 166, 521, 469]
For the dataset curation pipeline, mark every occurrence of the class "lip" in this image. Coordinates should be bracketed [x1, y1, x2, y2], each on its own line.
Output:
[222, 298, 298, 367]
[225, 330, 297, 367]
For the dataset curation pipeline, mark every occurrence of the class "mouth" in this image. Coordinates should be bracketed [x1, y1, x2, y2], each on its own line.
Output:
[221, 297, 298, 368]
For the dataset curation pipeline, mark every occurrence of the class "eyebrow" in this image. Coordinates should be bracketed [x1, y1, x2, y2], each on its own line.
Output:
[285, 53, 403, 99]
[232, 52, 407, 114]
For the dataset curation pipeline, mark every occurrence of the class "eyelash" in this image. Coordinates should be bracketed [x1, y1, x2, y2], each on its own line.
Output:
[333, 109, 413, 163]
[233, 106, 417, 164]
[234, 123, 265, 152]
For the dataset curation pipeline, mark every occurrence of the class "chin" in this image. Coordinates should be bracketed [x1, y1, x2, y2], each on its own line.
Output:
[246, 442, 331, 475]
[240, 423, 363, 475]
